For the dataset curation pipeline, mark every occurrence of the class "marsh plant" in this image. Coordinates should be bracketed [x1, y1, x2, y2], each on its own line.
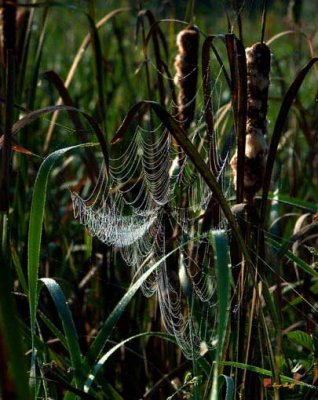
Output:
[1, 1, 318, 399]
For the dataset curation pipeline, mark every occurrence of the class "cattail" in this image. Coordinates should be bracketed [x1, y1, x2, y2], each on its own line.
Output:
[174, 26, 199, 129]
[1, 0, 17, 65]
[231, 42, 271, 201]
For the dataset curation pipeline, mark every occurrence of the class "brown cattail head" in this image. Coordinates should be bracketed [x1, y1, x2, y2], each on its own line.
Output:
[174, 26, 199, 129]
[231, 42, 271, 201]
[246, 42, 271, 134]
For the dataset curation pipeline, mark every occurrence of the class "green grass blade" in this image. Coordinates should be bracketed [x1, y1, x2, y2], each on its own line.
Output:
[26, 143, 95, 351]
[218, 375, 234, 400]
[185, 0, 196, 23]
[219, 361, 317, 390]
[40, 278, 83, 386]
[261, 57, 318, 222]
[38, 309, 68, 349]
[266, 235, 318, 278]
[86, 245, 182, 364]
[27, 7, 48, 110]
[86, 13, 106, 127]
[84, 332, 175, 393]
[266, 192, 317, 212]
[10, 241, 28, 294]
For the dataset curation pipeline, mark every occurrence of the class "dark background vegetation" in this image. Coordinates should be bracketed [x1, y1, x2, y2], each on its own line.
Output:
[1, 0, 318, 399]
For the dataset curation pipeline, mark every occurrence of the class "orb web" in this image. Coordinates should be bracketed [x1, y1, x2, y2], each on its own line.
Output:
[71, 43, 234, 359]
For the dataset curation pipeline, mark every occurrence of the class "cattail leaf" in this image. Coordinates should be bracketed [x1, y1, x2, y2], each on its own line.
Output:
[266, 192, 317, 212]
[17, 7, 34, 96]
[84, 332, 176, 393]
[274, 221, 318, 258]
[266, 236, 318, 278]
[138, 10, 166, 105]
[139, 11, 170, 63]
[261, 57, 318, 222]
[12, 104, 109, 169]
[43, 70, 100, 179]
[12, 143, 39, 157]
[27, 6, 48, 110]
[40, 278, 83, 387]
[219, 361, 317, 390]
[85, 12, 106, 126]
[111, 102, 147, 144]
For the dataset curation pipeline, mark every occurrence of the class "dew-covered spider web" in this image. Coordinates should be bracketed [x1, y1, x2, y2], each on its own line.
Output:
[71, 38, 234, 359]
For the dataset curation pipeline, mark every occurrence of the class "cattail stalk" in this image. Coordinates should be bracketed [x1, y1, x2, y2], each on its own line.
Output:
[1, 0, 16, 65]
[0, 1, 16, 211]
[231, 42, 271, 201]
[174, 26, 199, 130]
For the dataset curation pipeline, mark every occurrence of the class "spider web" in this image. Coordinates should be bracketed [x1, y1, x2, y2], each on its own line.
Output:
[71, 38, 234, 359]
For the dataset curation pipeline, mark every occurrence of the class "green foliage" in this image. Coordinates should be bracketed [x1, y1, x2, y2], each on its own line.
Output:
[2, 1, 318, 399]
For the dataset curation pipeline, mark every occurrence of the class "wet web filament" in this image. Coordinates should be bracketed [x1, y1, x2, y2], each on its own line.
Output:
[71, 55, 232, 358]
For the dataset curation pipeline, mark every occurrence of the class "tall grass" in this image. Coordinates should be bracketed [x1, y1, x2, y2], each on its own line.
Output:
[1, 1, 318, 399]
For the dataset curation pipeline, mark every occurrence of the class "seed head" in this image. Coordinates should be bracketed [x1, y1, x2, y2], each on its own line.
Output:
[174, 26, 199, 129]
[231, 42, 271, 201]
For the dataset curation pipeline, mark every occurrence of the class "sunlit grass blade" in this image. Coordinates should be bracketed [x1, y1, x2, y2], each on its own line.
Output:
[27, 144, 94, 345]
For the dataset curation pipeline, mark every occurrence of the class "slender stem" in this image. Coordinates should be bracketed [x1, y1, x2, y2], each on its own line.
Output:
[261, 0, 268, 43]
[1, 50, 15, 212]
